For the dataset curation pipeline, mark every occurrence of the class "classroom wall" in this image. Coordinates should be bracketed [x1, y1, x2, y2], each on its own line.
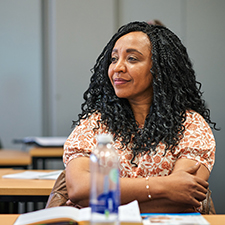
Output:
[0, 0, 224, 213]
[0, 0, 42, 148]
[186, 1, 225, 215]
[51, 0, 116, 137]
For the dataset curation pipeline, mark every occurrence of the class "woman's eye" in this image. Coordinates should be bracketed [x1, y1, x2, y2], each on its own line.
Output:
[111, 57, 117, 63]
[128, 56, 137, 62]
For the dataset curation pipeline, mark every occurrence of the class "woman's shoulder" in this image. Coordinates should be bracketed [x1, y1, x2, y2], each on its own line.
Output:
[77, 112, 102, 127]
[185, 110, 213, 134]
[65, 112, 102, 147]
[185, 110, 207, 125]
[84, 111, 102, 121]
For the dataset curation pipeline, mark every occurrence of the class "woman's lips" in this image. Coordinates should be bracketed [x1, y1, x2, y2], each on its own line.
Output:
[113, 78, 129, 85]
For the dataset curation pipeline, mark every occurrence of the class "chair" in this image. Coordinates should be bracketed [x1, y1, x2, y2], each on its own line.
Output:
[45, 170, 68, 208]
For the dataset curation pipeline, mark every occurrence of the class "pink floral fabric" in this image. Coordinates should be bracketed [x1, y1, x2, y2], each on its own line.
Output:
[63, 110, 215, 178]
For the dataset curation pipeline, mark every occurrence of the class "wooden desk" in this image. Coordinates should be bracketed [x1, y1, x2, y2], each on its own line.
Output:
[29, 147, 63, 169]
[0, 214, 18, 225]
[0, 150, 31, 169]
[203, 214, 225, 224]
[0, 169, 55, 195]
[0, 169, 55, 213]
[0, 214, 225, 225]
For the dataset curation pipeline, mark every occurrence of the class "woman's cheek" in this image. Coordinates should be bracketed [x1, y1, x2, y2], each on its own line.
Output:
[108, 67, 113, 84]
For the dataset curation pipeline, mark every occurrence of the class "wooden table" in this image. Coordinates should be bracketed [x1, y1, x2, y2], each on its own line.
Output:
[29, 147, 63, 169]
[0, 150, 31, 169]
[203, 214, 225, 224]
[0, 214, 18, 225]
[0, 169, 55, 213]
[0, 214, 225, 225]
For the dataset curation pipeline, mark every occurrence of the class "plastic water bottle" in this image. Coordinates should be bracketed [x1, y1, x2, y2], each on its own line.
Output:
[90, 134, 120, 225]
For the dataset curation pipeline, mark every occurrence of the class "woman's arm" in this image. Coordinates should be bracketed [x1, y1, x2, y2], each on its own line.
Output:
[139, 159, 209, 212]
[66, 157, 91, 207]
[66, 156, 208, 212]
[164, 158, 209, 205]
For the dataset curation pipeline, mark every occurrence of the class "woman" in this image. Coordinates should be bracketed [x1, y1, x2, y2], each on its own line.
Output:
[64, 21, 216, 213]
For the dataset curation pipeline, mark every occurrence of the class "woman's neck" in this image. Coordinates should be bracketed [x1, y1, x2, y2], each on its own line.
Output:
[129, 101, 151, 126]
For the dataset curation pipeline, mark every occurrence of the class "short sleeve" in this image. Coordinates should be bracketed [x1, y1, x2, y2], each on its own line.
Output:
[175, 111, 216, 172]
[63, 113, 102, 166]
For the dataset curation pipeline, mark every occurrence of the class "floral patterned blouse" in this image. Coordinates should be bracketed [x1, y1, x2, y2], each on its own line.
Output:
[63, 110, 215, 178]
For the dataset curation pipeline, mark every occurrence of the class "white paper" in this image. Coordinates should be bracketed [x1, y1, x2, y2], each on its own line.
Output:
[2, 170, 63, 180]
[23, 136, 67, 147]
[37, 170, 63, 180]
[119, 200, 142, 222]
[78, 200, 142, 222]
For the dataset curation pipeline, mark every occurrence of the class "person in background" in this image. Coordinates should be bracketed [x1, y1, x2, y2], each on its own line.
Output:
[63, 21, 217, 213]
[147, 19, 165, 27]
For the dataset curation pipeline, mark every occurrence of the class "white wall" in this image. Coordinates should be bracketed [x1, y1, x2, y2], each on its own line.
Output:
[186, 0, 225, 215]
[118, 0, 183, 39]
[0, 0, 42, 149]
[53, 0, 116, 136]
[0, 0, 224, 213]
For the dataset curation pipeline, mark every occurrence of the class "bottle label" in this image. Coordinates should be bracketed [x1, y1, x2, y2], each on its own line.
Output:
[109, 168, 119, 183]
[91, 168, 120, 215]
[91, 190, 119, 214]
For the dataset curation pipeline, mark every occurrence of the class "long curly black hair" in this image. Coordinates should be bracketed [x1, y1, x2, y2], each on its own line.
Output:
[73, 21, 217, 164]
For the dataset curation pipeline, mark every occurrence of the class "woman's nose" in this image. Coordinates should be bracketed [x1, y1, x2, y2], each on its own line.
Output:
[114, 59, 126, 72]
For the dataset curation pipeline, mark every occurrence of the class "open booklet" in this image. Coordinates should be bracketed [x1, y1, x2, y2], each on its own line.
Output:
[13, 200, 142, 225]
[2, 170, 63, 180]
[141, 212, 209, 225]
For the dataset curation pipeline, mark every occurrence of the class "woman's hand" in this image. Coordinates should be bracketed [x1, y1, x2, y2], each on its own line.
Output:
[165, 162, 208, 207]
[66, 199, 75, 207]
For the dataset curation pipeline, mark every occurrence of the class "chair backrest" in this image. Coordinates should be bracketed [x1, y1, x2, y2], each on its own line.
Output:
[45, 170, 68, 208]
[201, 188, 216, 214]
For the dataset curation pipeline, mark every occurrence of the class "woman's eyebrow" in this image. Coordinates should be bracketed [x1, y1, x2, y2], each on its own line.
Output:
[112, 48, 143, 55]
[126, 48, 143, 55]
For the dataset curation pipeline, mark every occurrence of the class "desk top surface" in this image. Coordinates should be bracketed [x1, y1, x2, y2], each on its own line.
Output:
[29, 147, 63, 157]
[0, 150, 31, 165]
[0, 214, 18, 225]
[1, 214, 225, 225]
[0, 169, 55, 196]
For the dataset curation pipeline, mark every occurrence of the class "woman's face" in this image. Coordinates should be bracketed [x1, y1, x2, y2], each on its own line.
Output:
[108, 31, 153, 104]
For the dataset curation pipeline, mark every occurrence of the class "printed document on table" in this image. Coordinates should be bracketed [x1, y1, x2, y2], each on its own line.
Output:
[141, 212, 209, 225]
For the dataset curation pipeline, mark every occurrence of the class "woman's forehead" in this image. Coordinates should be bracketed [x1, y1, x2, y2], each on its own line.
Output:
[113, 31, 151, 51]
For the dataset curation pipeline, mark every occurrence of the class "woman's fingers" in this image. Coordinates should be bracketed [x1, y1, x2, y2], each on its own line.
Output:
[184, 161, 201, 175]
[190, 197, 202, 208]
[195, 190, 207, 201]
[167, 170, 209, 206]
[196, 177, 209, 189]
